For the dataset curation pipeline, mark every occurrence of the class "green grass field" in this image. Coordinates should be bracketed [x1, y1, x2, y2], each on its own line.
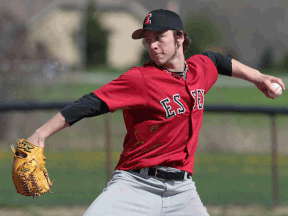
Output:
[3, 77, 288, 215]
[2, 151, 288, 208]
[11, 82, 288, 107]
[206, 87, 287, 107]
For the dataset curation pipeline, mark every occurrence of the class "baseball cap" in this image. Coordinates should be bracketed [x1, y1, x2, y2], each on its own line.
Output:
[132, 9, 184, 39]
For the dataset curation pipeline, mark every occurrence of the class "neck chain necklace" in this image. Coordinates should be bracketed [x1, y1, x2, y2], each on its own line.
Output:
[152, 61, 188, 79]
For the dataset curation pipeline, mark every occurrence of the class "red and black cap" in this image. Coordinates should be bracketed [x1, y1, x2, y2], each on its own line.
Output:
[132, 9, 183, 39]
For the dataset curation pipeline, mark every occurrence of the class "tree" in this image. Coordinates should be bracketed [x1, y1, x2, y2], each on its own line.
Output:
[85, 0, 108, 69]
[184, 15, 222, 59]
[277, 51, 288, 72]
[258, 47, 274, 70]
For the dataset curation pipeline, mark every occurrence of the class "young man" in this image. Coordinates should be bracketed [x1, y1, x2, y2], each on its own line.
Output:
[27, 9, 285, 216]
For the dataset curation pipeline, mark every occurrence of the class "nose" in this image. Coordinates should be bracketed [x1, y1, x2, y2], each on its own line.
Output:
[148, 41, 158, 52]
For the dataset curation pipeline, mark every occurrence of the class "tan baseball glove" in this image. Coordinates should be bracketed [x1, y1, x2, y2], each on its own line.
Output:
[11, 139, 55, 198]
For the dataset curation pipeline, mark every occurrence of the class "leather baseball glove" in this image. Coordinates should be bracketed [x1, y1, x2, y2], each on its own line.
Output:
[11, 139, 55, 197]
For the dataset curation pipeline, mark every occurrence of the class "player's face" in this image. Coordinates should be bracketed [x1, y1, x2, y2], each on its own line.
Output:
[143, 30, 179, 67]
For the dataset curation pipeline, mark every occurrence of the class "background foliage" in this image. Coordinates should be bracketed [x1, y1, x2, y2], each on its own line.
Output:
[85, 0, 108, 70]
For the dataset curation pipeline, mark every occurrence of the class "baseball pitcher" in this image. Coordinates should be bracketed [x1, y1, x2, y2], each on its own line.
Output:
[12, 9, 285, 216]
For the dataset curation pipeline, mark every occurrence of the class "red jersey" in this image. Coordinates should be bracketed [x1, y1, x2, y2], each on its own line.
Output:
[94, 55, 218, 174]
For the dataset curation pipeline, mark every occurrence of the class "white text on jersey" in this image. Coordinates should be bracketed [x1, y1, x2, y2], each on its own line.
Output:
[160, 90, 205, 118]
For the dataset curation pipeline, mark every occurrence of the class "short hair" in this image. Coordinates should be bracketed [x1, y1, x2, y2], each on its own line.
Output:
[141, 30, 191, 53]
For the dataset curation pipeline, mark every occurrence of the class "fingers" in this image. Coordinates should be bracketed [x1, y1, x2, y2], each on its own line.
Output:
[268, 76, 285, 90]
[261, 87, 274, 99]
[255, 73, 284, 99]
[263, 75, 285, 95]
[276, 78, 286, 91]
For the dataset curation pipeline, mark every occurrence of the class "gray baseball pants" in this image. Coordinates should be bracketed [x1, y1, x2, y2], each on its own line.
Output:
[84, 166, 210, 216]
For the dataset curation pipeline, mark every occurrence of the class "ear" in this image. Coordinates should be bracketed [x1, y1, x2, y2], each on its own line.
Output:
[175, 30, 184, 46]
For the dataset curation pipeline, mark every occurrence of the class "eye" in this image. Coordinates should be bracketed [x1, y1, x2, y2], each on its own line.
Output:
[145, 38, 151, 43]
[156, 35, 163, 40]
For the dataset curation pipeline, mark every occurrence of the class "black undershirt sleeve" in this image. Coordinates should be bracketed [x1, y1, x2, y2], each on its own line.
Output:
[199, 51, 232, 76]
[60, 93, 110, 126]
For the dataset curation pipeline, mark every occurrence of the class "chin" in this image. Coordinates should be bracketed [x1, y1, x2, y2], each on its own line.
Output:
[152, 58, 166, 67]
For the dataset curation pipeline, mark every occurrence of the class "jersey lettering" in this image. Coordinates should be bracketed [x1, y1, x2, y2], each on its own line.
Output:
[144, 14, 152, 25]
[173, 94, 185, 114]
[197, 89, 205, 110]
[191, 89, 205, 110]
[202, 90, 205, 107]
[160, 98, 176, 118]
[190, 90, 197, 110]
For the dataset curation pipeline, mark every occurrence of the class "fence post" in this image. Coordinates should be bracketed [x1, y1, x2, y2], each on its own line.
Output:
[271, 113, 279, 206]
[105, 113, 112, 183]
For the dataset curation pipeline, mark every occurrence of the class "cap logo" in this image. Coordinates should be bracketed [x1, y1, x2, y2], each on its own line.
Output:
[144, 13, 152, 25]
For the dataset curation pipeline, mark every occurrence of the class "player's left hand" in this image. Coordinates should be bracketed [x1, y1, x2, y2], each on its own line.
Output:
[253, 74, 285, 99]
[11, 139, 55, 197]
[26, 132, 45, 148]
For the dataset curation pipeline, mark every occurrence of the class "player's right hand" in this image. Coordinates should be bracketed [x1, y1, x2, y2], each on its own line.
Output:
[254, 73, 285, 99]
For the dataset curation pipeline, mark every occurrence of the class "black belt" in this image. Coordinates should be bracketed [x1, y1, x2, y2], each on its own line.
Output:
[133, 167, 190, 181]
